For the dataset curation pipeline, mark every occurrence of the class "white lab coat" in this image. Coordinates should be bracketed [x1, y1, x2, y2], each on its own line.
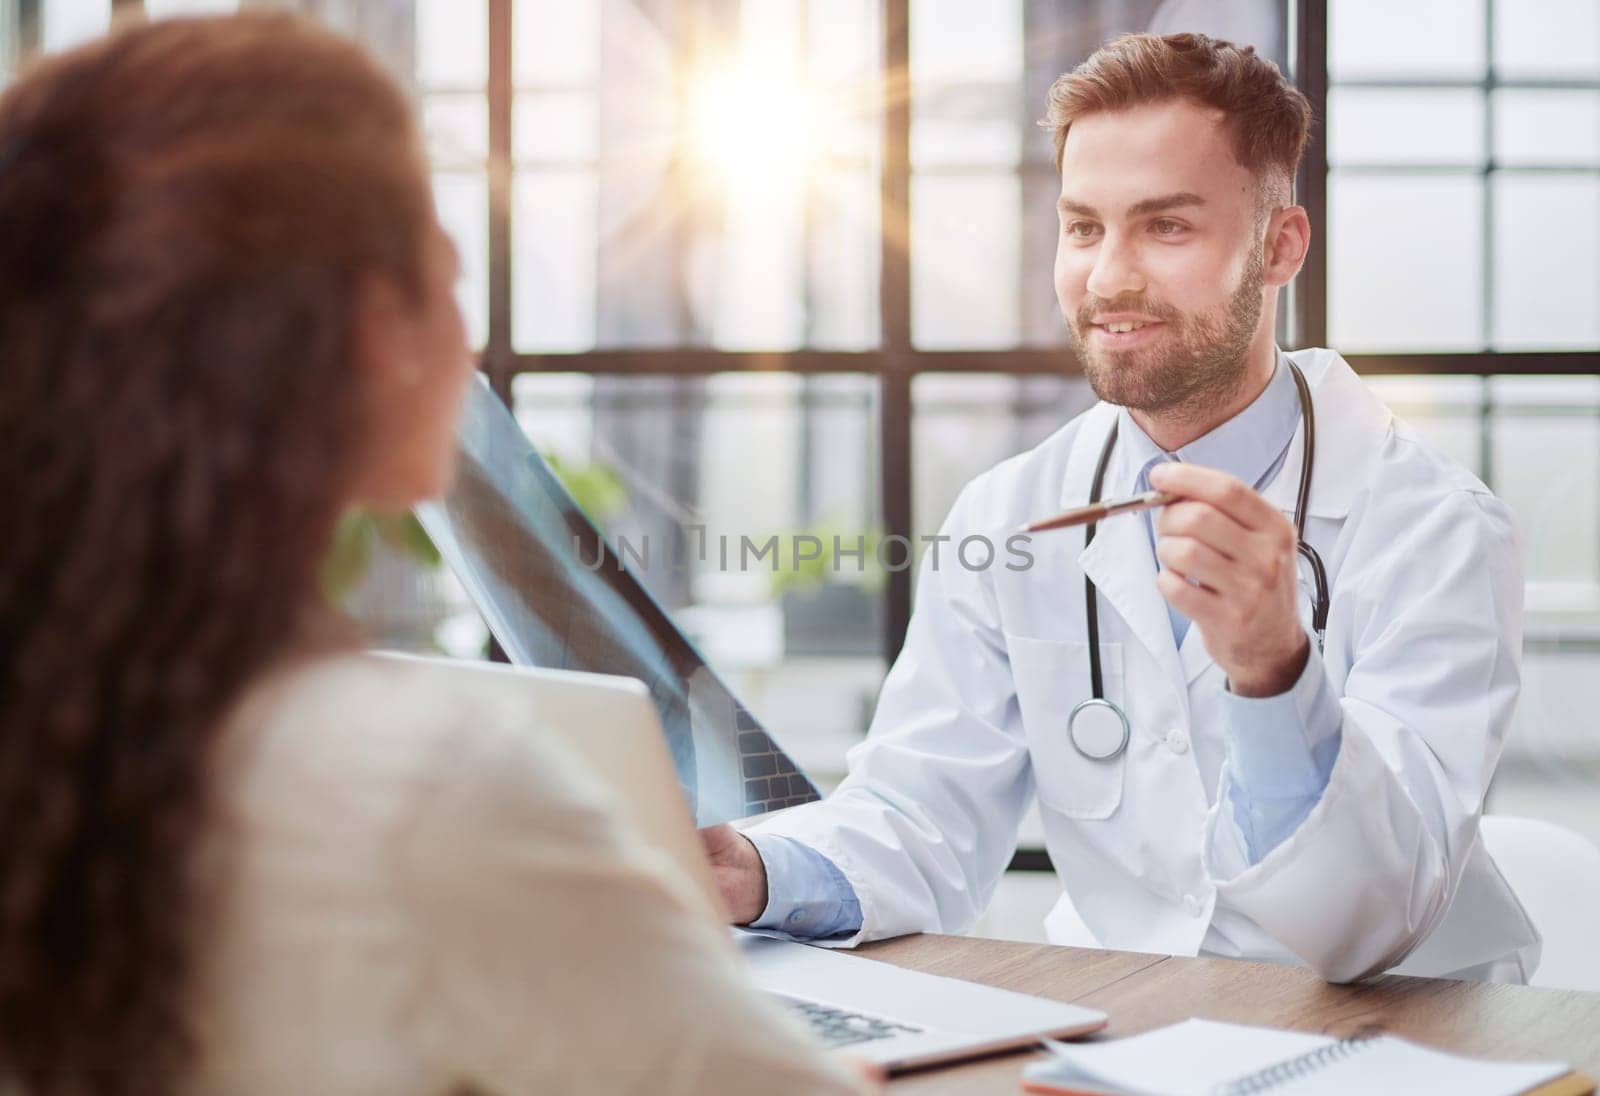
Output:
[755, 348, 1540, 984]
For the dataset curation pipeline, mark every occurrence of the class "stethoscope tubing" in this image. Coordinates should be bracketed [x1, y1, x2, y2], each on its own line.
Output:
[1072, 361, 1330, 762]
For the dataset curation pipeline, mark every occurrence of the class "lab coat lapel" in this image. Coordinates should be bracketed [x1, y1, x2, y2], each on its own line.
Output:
[1221, 349, 1392, 681]
[1260, 348, 1392, 520]
[1061, 350, 1391, 704]
[1070, 349, 1391, 696]
[1178, 619, 1215, 685]
[1175, 350, 1385, 689]
[1066, 405, 1189, 710]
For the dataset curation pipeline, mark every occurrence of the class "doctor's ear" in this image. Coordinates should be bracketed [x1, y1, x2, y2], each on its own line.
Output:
[1261, 205, 1310, 288]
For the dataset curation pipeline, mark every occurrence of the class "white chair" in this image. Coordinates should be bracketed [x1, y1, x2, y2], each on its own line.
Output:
[1480, 815, 1600, 992]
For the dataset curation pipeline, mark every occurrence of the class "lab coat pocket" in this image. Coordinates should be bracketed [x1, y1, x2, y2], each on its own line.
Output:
[1007, 635, 1126, 820]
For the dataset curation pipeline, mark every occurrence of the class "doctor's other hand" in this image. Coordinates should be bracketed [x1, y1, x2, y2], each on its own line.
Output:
[1147, 462, 1310, 698]
[699, 823, 768, 924]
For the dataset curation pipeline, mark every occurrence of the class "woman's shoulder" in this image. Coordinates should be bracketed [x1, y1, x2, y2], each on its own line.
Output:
[216, 652, 602, 833]
[235, 651, 549, 747]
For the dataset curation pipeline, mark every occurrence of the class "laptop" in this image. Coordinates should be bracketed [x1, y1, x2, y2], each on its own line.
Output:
[374, 654, 1108, 1073]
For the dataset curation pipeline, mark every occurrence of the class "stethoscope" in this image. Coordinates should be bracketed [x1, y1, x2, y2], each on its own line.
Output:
[1067, 361, 1331, 763]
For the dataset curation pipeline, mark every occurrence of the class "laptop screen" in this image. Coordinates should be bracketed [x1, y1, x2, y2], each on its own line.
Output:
[416, 377, 821, 826]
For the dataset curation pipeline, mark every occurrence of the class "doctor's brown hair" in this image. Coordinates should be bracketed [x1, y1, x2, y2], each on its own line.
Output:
[1042, 32, 1313, 198]
[0, 14, 431, 1093]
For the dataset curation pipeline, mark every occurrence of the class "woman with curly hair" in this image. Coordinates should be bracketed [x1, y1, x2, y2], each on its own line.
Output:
[0, 14, 863, 1095]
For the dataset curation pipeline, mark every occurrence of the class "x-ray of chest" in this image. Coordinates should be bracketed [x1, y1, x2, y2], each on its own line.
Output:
[415, 377, 820, 826]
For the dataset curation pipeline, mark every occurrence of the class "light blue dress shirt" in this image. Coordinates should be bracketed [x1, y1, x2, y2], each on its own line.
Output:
[750, 355, 1343, 938]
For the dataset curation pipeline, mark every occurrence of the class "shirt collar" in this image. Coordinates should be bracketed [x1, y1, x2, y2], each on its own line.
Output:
[1115, 350, 1301, 492]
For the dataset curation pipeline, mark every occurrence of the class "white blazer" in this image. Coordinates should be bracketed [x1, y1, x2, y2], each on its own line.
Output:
[187, 654, 863, 1095]
[756, 348, 1540, 984]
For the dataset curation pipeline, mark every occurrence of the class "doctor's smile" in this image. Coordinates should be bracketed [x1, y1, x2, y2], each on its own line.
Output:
[1086, 315, 1166, 345]
[703, 29, 1539, 993]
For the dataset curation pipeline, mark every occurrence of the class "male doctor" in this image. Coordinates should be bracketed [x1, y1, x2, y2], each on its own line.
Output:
[703, 32, 1540, 983]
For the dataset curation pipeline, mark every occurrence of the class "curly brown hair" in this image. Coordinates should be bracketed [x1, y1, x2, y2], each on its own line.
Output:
[0, 14, 433, 1092]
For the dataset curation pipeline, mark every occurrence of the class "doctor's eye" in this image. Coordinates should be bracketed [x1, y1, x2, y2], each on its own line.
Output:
[1063, 220, 1101, 241]
[1150, 218, 1188, 238]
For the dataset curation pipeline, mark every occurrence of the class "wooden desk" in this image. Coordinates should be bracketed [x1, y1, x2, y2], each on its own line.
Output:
[856, 935, 1600, 1094]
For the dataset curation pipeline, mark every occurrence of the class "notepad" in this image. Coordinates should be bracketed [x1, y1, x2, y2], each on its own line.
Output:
[1020, 1018, 1588, 1096]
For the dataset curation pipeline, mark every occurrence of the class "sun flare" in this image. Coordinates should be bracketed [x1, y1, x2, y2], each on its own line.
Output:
[686, 64, 819, 186]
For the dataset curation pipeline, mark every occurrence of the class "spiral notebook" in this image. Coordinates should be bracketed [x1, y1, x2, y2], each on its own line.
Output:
[1021, 1018, 1594, 1096]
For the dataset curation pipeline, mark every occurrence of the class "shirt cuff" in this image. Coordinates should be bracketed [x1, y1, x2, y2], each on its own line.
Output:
[1223, 642, 1341, 797]
[1222, 642, 1343, 861]
[746, 832, 863, 939]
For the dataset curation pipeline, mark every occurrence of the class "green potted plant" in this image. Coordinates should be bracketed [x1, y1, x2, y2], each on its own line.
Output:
[321, 452, 629, 649]
[768, 521, 886, 657]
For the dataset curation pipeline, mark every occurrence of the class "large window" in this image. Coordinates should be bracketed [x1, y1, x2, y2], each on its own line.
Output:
[1325, 0, 1600, 817]
[7, 2, 1597, 838]
[1328, 0, 1600, 354]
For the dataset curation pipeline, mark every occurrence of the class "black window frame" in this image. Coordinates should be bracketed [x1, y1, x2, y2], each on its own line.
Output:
[493, 0, 1328, 665]
[47, 0, 1600, 664]
[489, 0, 1600, 665]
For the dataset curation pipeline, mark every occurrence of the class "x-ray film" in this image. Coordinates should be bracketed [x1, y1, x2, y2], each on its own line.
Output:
[415, 378, 821, 826]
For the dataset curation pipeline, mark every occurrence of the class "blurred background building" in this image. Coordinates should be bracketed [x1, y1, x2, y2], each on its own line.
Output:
[5, 0, 1597, 941]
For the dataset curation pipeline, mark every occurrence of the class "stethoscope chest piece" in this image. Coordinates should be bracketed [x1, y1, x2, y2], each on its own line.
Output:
[1068, 697, 1130, 761]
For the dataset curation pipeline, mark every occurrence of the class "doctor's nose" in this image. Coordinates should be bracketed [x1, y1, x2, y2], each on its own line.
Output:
[1084, 236, 1146, 301]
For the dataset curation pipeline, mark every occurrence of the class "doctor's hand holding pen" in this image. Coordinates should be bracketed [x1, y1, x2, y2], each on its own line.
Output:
[1146, 463, 1310, 696]
[1030, 462, 1310, 698]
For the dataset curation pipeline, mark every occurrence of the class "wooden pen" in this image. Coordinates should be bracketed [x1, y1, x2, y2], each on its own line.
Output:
[1018, 489, 1176, 534]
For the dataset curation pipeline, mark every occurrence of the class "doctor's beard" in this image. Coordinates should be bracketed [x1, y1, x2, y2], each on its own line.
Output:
[1067, 242, 1265, 417]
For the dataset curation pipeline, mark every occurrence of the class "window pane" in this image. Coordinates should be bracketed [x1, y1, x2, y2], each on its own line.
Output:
[423, 94, 488, 168]
[1364, 375, 1485, 476]
[683, 0, 805, 351]
[809, 0, 878, 79]
[513, 0, 600, 86]
[912, 109, 1023, 170]
[585, 9, 677, 350]
[1328, 88, 1484, 167]
[1493, 91, 1600, 168]
[910, 0, 1021, 83]
[1504, 652, 1600, 783]
[511, 372, 596, 460]
[1488, 376, 1600, 609]
[513, 171, 598, 352]
[433, 172, 489, 350]
[42, 0, 109, 52]
[1492, 173, 1600, 350]
[1141, 0, 1285, 50]
[807, 0, 880, 165]
[514, 91, 598, 165]
[700, 168, 808, 351]
[1493, 0, 1600, 79]
[1328, 173, 1484, 351]
[1492, 371, 1600, 802]
[912, 374, 1094, 543]
[509, 372, 886, 782]
[508, 0, 879, 350]
[416, 0, 486, 90]
[1329, 0, 1486, 79]
[911, 174, 1021, 348]
[803, 373, 882, 528]
[808, 166, 880, 350]
[908, 0, 1026, 349]
[910, 0, 1023, 170]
